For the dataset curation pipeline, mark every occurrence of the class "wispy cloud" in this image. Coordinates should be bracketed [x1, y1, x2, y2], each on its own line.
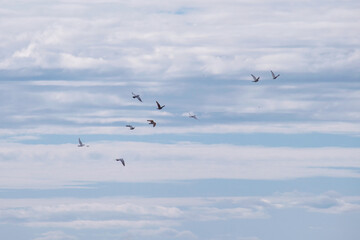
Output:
[264, 191, 360, 214]
[0, 142, 359, 188]
[1, 121, 360, 137]
[34, 231, 77, 240]
[127, 227, 197, 239]
[1, 192, 359, 229]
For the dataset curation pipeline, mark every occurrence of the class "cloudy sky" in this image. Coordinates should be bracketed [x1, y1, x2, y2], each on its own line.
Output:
[1, 0, 360, 239]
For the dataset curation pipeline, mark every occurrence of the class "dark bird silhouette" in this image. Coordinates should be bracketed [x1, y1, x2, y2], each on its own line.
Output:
[132, 92, 142, 102]
[116, 158, 125, 166]
[147, 120, 156, 127]
[126, 125, 135, 130]
[189, 113, 198, 120]
[156, 101, 165, 110]
[271, 70, 280, 79]
[78, 138, 89, 147]
[251, 74, 260, 82]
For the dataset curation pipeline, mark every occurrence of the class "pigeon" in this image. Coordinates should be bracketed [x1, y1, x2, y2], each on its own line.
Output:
[147, 120, 156, 127]
[132, 92, 142, 102]
[115, 158, 125, 166]
[156, 101, 165, 110]
[251, 74, 260, 82]
[271, 70, 280, 79]
[189, 113, 198, 120]
[126, 125, 135, 130]
[78, 138, 89, 147]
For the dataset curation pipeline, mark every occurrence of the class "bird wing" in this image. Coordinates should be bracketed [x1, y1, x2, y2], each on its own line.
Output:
[271, 71, 275, 78]
[153, 122, 156, 127]
[121, 159, 125, 166]
[78, 138, 82, 145]
[156, 101, 161, 108]
[251, 74, 257, 81]
[132, 92, 142, 101]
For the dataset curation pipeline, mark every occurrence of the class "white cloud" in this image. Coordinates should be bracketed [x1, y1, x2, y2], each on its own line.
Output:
[0, 202, 182, 220]
[127, 227, 197, 239]
[1, 121, 360, 137]
[29, 80, 129, 87]
[26, 219, 177, 229]
[38, 91, 131, 106]
[0, 0, 359, 75]
[9, 135, 40, 141]
[235, 238, 260, 240]
[0, 2, 359, 239]
[12, 43, 37, 58]
[4, 79, 360, 140]
[8, 41, 106, 70]
[58, 53, 106, 69]
[189, 206, 267, 221]
[34, 231, 77, 240]
[0, 142, 359, 188]
[0, 193, 358, 233]
[264, 191, 360, 214]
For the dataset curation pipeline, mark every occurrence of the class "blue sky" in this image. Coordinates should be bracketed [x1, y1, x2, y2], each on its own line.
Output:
[1, 0, 360, 239]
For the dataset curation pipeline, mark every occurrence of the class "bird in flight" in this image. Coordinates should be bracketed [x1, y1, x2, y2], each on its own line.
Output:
[251, 74, 260, 82]
[156, 101, 165, 110]
[271, 70, 280, 79]
[189, 113, 198, 120]
[78, 138, 89, 147]
[147, 120, 156, 127]
[126, 125, 135, 130]
[115, 158, 125, 166]
[132, 92, 142, 102]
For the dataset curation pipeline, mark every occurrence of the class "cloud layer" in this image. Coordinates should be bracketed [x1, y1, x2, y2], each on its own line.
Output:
[1, 192, 359, 239]
[0, 0, 359, 76]
[0, 142, 359, 188]
[1, 1, 360, 239]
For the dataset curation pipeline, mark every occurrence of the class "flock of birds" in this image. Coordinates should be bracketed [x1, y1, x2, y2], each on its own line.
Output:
[77, 70, 281, 167]
[252, 70, 280, 82]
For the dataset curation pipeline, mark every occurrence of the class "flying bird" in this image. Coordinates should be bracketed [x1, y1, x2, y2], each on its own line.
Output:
[126, 125, 135, 130]
[156, 101, 165, 110]
[188, 113, 198, 120]
[251, 74, 260, 82]
[78, 138, 89, 147]
[147, 120, 156, 127]
[132, 92, 142, 102]
[115, 158, 125, 166]
[271, 70, 280, 79]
